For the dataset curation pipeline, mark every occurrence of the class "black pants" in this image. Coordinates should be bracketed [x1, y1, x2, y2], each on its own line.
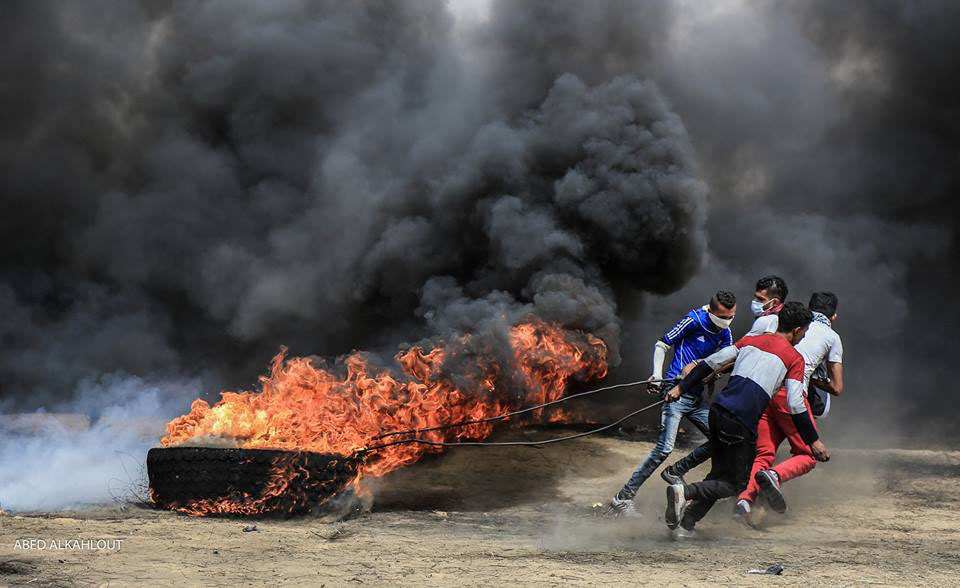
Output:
[680, 403, 757, 529]
[809, 385, 829, 417]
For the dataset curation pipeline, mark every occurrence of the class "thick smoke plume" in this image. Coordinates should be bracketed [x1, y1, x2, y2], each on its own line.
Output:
[612, 0, 960, 440]
[464, 1, 958, 439]
[0, 0, 705, 410]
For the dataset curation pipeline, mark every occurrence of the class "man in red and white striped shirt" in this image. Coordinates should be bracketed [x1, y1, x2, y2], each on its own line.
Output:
[661, 301, 830, 536]
[735, 292, 845, 523]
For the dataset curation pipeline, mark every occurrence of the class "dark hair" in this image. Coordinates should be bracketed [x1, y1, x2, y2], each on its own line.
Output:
[710, 290, 737, 311]
[777, 301, 813, 333]
[809, 291, 839, 317]
[756, 275, 788, 301]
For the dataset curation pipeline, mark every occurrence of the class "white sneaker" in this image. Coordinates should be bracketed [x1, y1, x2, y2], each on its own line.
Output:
[672, 526, 698, 540]
[607, 495, 641, 518]
[665, 483, 687, 530]
[734, 499, 758, 528]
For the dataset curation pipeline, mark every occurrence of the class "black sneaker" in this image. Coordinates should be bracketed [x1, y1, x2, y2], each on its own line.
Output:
[755, 470, 787, 514]
[660, 466, 685, 486]
[664, 483, 687, 530]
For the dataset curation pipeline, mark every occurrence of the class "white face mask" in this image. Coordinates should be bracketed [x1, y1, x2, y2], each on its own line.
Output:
[751, 299, 770, 317]
[709, 312, 733, 329]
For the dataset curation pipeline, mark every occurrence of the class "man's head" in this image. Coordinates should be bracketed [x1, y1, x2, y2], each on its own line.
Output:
[776, 301, 813, 345]
[809, 291, 839, 321]
[753, 275, 788, 317]
[707, 290, 737, 329]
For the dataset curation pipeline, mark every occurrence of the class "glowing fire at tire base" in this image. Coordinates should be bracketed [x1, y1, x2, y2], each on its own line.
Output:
[153, 320, 608, 515]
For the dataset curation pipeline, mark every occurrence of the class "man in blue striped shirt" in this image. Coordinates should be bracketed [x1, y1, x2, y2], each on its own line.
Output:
[608, 291, 736, 517]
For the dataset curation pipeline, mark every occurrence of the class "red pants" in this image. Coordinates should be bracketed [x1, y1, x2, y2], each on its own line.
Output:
[739, 388, 818, 503]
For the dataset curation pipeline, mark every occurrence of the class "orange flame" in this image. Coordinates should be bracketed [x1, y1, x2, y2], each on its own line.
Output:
[173, 454, 358, 517]
[158, 320, 607, 513]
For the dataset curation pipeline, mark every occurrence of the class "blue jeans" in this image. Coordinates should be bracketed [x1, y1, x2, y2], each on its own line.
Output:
[618, 394, 711, 500]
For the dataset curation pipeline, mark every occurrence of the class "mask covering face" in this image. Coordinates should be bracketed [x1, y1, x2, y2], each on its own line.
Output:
[751, 299, 770, 317]
[709, 312, 733, 329]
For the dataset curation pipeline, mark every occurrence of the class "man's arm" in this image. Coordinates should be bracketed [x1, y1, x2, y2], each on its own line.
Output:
[785, 361, 830, 461]
[823, 334, 844, 396]
[811, 362, 844, 396]
[648, 340, 671, 393]
[652, 340, 670, 380]
[664, 344, 739, 401]
[650, 315, 694, 392]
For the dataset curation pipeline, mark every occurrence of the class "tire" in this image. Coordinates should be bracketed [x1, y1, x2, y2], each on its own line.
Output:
[147, 447, 359, 515]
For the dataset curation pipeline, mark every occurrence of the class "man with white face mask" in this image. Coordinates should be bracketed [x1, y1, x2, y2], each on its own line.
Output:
[607, 291, 736, 517]
[747, 275, 789, 336]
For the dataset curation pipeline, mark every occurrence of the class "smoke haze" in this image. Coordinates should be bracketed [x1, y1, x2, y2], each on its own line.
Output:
[0, 0, 706, 410]
[1, 0, 958, 508]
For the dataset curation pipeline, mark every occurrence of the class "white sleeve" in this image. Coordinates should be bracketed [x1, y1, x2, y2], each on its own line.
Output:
[828, 334, 843, 363]
[652, 340, 670, 379]
[747, 315, 777, 336]
[785, 378, 807, 415]
[704, 345, 739, 369]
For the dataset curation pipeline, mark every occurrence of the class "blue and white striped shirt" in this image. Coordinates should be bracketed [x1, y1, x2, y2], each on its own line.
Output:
[660, 306, 733, 381]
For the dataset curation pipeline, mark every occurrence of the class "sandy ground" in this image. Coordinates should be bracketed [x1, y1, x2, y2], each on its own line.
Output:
[2, 429, 960, 587]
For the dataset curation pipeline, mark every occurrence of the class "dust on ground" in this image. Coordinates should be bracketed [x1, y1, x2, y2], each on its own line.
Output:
[2, 430, 959, 587]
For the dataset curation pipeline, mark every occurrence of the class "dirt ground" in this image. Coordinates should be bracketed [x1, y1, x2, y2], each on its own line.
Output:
[2, 429, 960, 587]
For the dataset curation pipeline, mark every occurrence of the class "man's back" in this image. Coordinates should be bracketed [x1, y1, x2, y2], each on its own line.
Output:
[795, 320, 843, 390]
[714, 334, 806, 432]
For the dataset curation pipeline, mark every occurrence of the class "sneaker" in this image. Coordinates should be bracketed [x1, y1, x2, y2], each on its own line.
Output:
[664, 483, 687, 530]
[755, 470, 787, 514]
[606, 494, 640, 518]
[672, 525, 698, 540]
[734, 499, 757, 528]
[660, 465, 685, 486]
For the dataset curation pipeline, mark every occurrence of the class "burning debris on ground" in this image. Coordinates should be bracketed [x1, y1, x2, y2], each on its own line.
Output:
[152, 320, 608, 515]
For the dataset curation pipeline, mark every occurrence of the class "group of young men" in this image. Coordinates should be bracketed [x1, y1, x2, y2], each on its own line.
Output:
[608, 275, 845, 537]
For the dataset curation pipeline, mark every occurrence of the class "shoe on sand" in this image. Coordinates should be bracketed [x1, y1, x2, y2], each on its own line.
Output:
[606, 494, 641, 518]
[660, 465, 685, 486]
[756, 469, 787, 514]
[734, 499, 758, 528]
[672, 525, 698, 540]
[665, 483, 687, 530]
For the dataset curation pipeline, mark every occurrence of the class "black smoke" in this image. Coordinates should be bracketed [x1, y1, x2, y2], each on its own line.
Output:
[654, 0, 960, 440]
[0, 0, 707, 409]
[503, 0, 958, 439]
[3, 1, 957, 444]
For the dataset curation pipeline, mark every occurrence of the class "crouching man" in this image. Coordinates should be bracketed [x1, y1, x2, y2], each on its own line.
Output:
[607, 291, 736, 517]
[661, 301, 830, 537]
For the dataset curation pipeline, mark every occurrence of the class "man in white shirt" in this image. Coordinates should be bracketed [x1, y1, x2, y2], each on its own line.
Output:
[802, 293, 844, 418]
[735, 292, 844, 522]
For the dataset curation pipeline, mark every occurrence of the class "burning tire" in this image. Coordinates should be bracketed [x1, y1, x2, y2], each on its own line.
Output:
[147, 447, 360, 516]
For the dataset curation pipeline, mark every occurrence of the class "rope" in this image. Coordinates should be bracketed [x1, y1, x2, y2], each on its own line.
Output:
[360, 363, 730, 453]
[360, 397, 665, 452]
[373, 376, 678, 441]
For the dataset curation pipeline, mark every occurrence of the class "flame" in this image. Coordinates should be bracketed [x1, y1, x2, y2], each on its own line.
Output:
[158, 320, 607, 514]
[172, 454, 358, 517]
